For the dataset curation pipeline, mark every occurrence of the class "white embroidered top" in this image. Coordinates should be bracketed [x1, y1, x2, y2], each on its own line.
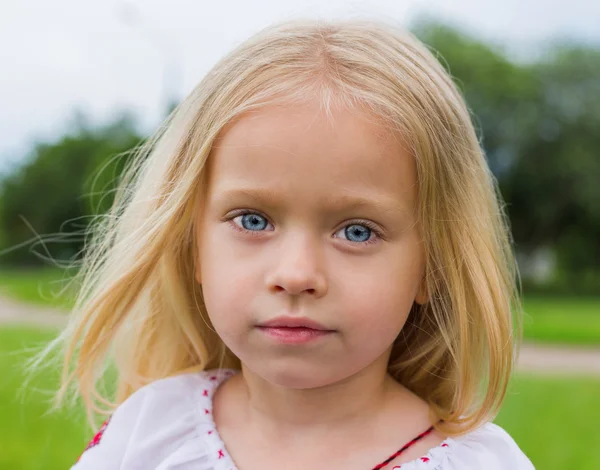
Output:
[72, 369, 535, 470]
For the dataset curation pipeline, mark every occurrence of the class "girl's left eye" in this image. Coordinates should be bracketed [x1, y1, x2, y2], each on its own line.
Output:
[333, 223, 379, 245]
[228, 211, 382, 246]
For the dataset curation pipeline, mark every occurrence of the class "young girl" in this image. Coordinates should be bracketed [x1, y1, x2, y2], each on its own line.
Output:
[50, 18, 534, 469]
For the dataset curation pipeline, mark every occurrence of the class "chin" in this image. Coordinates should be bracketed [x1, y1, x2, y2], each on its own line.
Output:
[248, 358, 346, 390]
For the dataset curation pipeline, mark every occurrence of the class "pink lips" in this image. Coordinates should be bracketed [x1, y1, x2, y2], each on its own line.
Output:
[257, 316, 335, 344]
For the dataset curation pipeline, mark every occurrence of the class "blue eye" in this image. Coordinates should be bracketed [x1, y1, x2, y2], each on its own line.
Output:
[235, 213, 269, 231]
[342, 224, 371, 243]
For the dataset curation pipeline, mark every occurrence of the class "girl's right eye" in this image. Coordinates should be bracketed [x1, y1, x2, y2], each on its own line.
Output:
[229, 212, 274, 233]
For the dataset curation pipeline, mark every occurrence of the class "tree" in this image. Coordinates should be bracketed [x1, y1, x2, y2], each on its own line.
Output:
[0, 113, 142, 266]
[414, 19, 600, 291]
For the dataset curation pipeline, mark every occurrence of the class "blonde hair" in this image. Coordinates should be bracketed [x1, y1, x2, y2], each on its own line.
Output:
[38, 18, 522, 436]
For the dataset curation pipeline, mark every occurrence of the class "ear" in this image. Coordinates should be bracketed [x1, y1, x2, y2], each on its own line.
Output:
[414, 277, 428, 305]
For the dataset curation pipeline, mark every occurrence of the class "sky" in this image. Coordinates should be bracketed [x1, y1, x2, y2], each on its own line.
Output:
[1, 0, 599, 172]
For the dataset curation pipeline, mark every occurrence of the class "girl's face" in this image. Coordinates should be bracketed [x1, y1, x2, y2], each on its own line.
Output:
[197, 100, 426, 389]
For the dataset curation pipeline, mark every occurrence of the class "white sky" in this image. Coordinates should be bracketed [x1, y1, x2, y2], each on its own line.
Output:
[1, 0, 599, 171]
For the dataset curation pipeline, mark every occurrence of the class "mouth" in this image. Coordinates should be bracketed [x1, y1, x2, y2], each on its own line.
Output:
[257, 316, 334, 331]
[256, 316, 336, 344]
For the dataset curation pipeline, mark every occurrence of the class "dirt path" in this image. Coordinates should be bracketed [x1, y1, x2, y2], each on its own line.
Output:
[0, 296, 67, 329]
[1, 296, 599, 375]
[517, 343, 600, 376]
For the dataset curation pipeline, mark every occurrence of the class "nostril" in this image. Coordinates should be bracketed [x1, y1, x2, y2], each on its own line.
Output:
[271, 286, 317, 294]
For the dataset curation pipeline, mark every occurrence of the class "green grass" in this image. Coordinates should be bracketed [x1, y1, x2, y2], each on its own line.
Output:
[496, 374, 600, 469]
[522, 296, 600, 345]
[0, 268, 77, 310]
[0, 326, 89, 470]
[1, 325, 599, 469]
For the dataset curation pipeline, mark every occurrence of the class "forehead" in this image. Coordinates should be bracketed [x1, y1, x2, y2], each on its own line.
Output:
[205, 101, 418, 211]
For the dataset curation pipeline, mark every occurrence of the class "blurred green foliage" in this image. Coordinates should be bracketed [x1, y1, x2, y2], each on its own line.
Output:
[0, 20, 599, 294]
[413, 20, 600, 294]
[0, 113, 141, 267]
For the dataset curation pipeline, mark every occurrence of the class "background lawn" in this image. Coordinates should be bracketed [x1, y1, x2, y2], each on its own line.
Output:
[0, 326, 89, 470]
[0, 325, 599, 469]
[0, 268, 78, 310]
[496, 374, 600, 469]
[522, 296, 600, 345]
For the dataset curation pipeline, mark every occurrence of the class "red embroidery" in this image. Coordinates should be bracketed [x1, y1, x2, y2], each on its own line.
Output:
[441, 443, 449, 447]
[204, 408, 210, 414]
[218, 449, 225, 459]
[203, 389, 209, 396]
[76, 417, 111, 462]
[371, 425, 436, 469]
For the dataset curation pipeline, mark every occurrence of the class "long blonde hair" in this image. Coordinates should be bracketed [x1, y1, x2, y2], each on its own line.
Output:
[37, 18, 522, 436]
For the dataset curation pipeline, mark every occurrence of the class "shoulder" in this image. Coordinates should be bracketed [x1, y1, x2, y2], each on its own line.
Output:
[400, 422, 535, 470]
[444, 422, 534, 469]
[72, 368, 237, 470]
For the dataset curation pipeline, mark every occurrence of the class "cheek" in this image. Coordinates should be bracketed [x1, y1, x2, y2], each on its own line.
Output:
[342, 278, 412, 344]
[336, 278, 414, 373]
[343, 255, 422, 312]
[199, 228, 260, 327]
[338, 248, 423, 339]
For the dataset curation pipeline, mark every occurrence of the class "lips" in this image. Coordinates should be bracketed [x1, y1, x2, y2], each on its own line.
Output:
[256, 316, 335, 344]
[258, 316, 333, 331]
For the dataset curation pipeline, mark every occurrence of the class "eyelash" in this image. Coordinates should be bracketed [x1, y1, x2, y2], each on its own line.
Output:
[225, 210, 383, 246]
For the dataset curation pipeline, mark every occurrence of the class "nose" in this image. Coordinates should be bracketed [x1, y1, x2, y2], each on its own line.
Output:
[265, 232, 328, 298]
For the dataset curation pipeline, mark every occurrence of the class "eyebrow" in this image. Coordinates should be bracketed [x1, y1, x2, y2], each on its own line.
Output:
[212, 187, 408, 215]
